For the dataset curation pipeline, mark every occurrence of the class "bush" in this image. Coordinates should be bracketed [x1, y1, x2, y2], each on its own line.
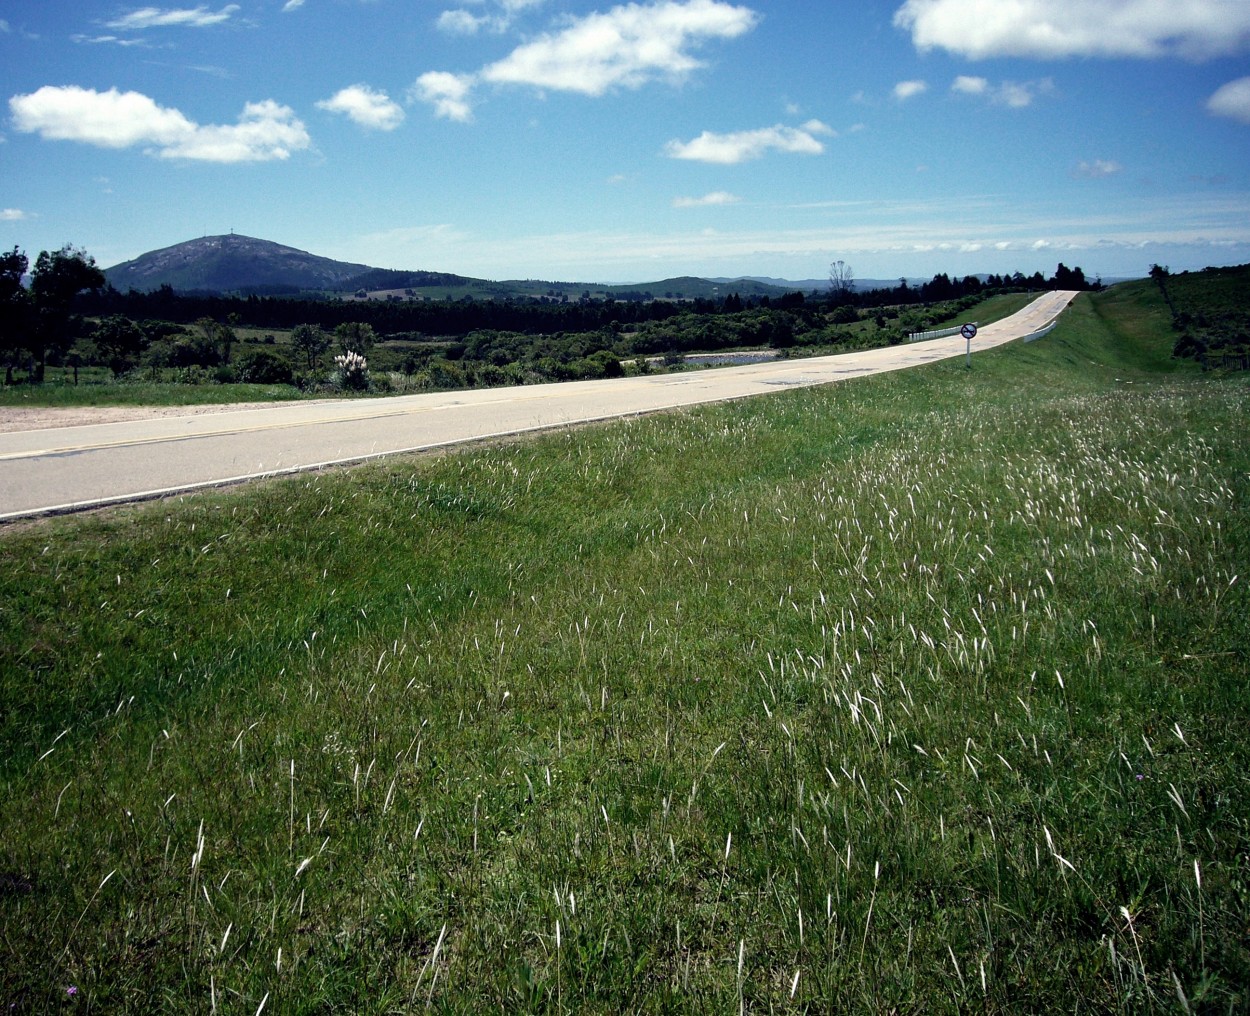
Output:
[237, 350, 294, 385]
[331, 350, 370, 391]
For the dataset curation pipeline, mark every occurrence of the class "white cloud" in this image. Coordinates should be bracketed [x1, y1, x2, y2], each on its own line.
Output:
[1207, 76, 1250, 123]
[951, 75, 1053, 107]
[1, 208, 30, 221]
[894, 0, 1250, 61]
[951, 75, 988, 95]
[892, 80, 928, 101]
[664, 122, 830, 163]
[481, 0, 758, 95]
[316, 85, 404, 130]
[0, 19, 10, 32]
[105, 5, 240, 30]
[282, 0, 306, 10]
[416, 0, 757, 118]
[673, 191, 741, 207]
[436, 0, 545, 35]
[437, 10, 495, 34]
[1075, 159, 1122, 178]
[410, 72, 476, 122]
[72, 34, 150, 46]
[8, 86, 310, 162]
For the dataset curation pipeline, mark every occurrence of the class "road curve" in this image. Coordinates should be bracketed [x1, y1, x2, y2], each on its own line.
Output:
[0, 291, 1078, 520]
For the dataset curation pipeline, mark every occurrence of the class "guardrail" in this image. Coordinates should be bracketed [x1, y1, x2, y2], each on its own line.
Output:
[1022, 320, 1059, 343]
[907, 323, 977, 343]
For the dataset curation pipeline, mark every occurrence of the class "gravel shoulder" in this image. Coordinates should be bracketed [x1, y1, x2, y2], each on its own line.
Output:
[0, 400, 339, 433]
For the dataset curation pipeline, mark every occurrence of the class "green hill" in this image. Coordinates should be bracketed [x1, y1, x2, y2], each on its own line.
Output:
[2, 274, 1247, 1011]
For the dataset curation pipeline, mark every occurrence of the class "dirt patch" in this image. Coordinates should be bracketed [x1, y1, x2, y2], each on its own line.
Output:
[0, 400, 339, 433]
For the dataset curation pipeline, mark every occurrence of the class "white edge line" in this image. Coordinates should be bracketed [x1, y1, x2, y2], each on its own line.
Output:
[1, 296, 1075, 523]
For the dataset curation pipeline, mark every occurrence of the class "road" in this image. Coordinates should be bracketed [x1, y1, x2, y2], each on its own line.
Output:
[0, 290, 1078, 520]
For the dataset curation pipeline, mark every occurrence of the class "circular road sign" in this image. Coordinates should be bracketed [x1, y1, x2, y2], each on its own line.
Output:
[960, 322, 978, 340]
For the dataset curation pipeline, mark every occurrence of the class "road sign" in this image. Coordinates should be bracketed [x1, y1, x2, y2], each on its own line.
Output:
[960, 322, 978, 340]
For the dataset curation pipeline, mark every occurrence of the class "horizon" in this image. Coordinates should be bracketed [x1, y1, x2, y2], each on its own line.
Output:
[100, 230, 1153, 289]
[3, 2, 1248, 284]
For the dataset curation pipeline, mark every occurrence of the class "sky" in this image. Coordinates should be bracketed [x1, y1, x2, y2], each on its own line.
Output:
[2, 0, 1249, 284]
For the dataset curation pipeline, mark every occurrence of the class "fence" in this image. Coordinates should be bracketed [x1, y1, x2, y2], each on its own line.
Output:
[907, 323, 977, 343]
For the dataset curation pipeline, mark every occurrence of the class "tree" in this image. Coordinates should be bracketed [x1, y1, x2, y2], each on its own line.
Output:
[0, 247, 30, 384]
[334, 320, 376, 355]
[29, 245, 105, 381]
[828, 260, 855, 305]
[1150, 263, 1176, 315]
[1051, 263, 1087, 291]
[93, 315, 148, 376]
[291, 323, 330, 369]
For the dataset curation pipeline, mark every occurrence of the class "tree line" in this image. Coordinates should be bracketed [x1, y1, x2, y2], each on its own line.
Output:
[1, 241, 1099, 388]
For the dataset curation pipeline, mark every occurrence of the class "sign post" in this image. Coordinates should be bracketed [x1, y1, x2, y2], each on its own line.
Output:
[960, 322, 978, 368]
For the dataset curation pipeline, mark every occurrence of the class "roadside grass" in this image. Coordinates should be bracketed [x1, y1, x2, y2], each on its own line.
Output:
[1, 286, 1247, 1012]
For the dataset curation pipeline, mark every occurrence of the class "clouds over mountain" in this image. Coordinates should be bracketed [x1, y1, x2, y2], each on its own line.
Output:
[8, 85, 310, 162]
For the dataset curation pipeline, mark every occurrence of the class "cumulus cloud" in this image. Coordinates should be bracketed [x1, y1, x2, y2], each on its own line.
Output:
[482, 0, 757, 94]
[1, 208, 30, 221]
[415, 0, 758, 119]
[894, 0, 1250, 60]
[892, 79, 928, 101]
[281, 0, 305, 10]
[673, 190, 741, 207]
[316, 85, 404, 130]
[437, 10, 494, 35]
[436, 0, 545, 35]
[951, 75, 1052, 107]
[1207, 76, 1250, 123]
[1075, 159, 1123, 178]
[8, 85, 310, 162]
[410, 72, 476, 122]
[664, 120, 832, 163]
[105, 5, 240, 30]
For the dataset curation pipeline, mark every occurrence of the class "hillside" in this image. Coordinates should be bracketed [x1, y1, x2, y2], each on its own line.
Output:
[1, 278, 1246, 1010]
[103, 234, 804, 300]
[104, 234, 372, 295]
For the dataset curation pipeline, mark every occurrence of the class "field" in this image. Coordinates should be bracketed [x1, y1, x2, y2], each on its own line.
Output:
[1, 277, 1247, 1012]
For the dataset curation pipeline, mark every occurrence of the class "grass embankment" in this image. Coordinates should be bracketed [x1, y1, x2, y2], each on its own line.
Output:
[1, 279, 1247, 1012]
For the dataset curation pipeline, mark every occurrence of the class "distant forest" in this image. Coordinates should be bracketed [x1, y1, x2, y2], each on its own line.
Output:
[81, 265, 1095, 338]
[3, 248, 1099, 391]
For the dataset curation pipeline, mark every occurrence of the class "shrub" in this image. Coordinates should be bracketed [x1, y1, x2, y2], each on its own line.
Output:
[332, 350, 370, 391]
[237, 350, 294, 385]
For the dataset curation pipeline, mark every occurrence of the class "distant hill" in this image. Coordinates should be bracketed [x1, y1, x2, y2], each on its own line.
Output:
[104, 234, 374, 295]
[102, 233, 976, 302]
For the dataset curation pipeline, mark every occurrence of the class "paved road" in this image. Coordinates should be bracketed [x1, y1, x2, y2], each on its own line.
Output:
[0, 291, 1078, 519]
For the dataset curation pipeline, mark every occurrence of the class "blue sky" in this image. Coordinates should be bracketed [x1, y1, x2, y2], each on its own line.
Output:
[2, 0, 1249, 283]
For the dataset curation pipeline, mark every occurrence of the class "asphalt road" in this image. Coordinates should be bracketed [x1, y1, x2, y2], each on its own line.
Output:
[0, 290, 1078, 520]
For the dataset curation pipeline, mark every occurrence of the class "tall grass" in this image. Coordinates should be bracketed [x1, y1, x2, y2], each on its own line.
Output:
[1, 282, 1247, 1012]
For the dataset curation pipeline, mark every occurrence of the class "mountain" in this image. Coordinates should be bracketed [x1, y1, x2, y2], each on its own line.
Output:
[102, 233, 932, 301]
[104, 234, 374, 295]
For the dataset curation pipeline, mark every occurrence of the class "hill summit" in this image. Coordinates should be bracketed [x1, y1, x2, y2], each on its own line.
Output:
[104, 234, 373, 295]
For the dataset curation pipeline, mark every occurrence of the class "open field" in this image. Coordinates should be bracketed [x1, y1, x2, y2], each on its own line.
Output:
[1, 279, 1247, 1012]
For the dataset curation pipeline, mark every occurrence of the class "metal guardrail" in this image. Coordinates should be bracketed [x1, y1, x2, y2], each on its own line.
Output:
[1022, 320, 1059, 343]
[907, 322, 977, 343]
[906, 318, 1061, 344]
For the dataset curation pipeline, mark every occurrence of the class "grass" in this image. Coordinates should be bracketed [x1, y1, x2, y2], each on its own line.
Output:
[1, 278, 1248, 1013]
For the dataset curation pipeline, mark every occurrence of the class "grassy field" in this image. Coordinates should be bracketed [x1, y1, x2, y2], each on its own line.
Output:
[1, 278, 1247, 1012]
